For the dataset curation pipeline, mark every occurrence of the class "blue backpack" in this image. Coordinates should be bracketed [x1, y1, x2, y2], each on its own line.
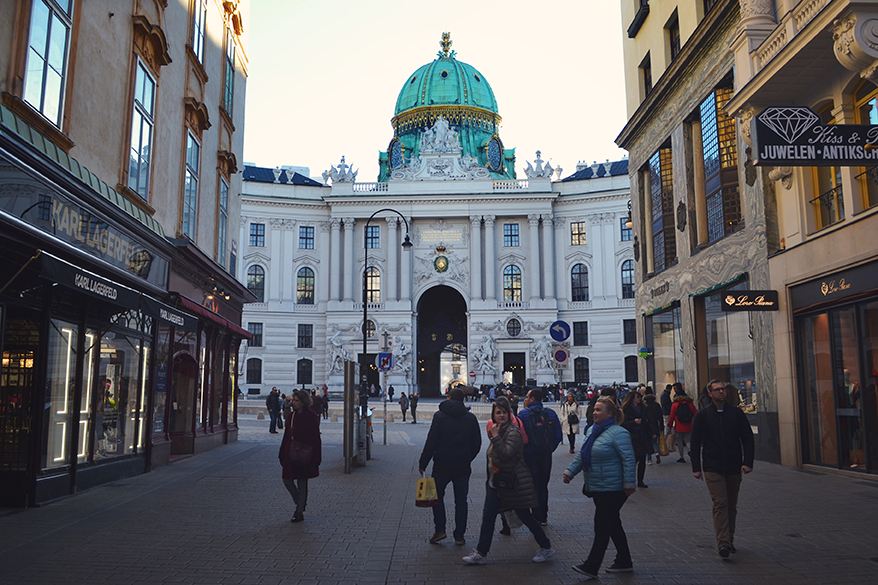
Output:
[528, 409, 555, 455]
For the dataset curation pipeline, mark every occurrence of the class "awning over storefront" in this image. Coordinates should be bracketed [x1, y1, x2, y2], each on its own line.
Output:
[643, 299, 680, 317]
[689, 273, 748, 298]
[40, 250, 141, 310]
[141, 295, 198, 332]
[172, 294, 252, 339]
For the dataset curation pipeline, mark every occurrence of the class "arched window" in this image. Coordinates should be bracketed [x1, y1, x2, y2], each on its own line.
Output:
[297, 358, 313, 385]
[624, 355, 638, 383]
[574, 357, 590, 384]
[365, 267, 380, 303]
[247, 265, 265, 302]
[363, 319, 375, 338]
[571, 263, 589, 302]
[297, 267, 314, 304]
[246, 358, 262, 384]
[621, 260, 635, 299]
[503, 265, 522, 302]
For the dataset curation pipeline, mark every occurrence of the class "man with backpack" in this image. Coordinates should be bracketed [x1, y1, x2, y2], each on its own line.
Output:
[517, 388, 562, 526]
[667, 387, 697, 463]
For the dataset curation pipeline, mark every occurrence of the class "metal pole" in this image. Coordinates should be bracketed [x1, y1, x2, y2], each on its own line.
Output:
[383, 371, 388, 445]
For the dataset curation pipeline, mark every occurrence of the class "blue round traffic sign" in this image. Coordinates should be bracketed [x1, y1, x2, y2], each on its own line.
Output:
[554, 350, 568, 363]
[550, 320, 570, 342]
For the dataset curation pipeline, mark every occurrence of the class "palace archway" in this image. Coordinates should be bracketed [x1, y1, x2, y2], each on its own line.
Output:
[416, 285, 467, 397]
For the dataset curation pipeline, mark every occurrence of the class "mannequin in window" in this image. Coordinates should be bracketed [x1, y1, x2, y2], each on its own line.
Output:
[843, 368, 864, 468]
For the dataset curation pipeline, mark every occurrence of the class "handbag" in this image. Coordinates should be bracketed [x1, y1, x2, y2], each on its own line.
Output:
[415, 475, 439, 507]
[286, 413, 313, 467]
[492, 470, 517, 490]
[659, 435, 670, 456]
[567, 412, 580, 426]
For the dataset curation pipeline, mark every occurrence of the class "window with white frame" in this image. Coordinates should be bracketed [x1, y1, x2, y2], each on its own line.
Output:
[247, 323, 262, 347]
[365, 267, 380, 303]
[503, 223, 520, 247]
[503, 265, 522, 301]
[249, 223, 265, 247]
[621, 259, 635, 299]
[182, 132, 200, 240]
[128, 59, 155, 199]
[24, 0, 74, 127]
[222, 26, 235, 114]
[192, 0, 207, 63]
[571, 221, 586, 245]
[298, 324, 313, 348]
[365, 225, 380, 249]
[297, 267, 314, 305]
[247, 265, 265, 302]
[571, 264, 589, 302]
[299, 226, 314, 249]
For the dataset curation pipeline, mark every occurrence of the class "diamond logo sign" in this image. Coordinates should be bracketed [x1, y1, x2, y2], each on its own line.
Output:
[757, 107, 819, 143]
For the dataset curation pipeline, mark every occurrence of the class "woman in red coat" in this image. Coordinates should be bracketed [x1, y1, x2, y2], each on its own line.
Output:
[279, 389, 322, 522]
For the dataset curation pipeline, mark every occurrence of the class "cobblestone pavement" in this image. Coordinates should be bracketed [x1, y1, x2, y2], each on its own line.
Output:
[1, 405, 877, 584]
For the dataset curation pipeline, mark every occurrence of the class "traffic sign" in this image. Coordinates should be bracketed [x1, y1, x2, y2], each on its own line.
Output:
[554, 350, 568, 363]
[377, 353, 393, 372]
[469, 370, 475, 378]
[550, 320, 571, 342]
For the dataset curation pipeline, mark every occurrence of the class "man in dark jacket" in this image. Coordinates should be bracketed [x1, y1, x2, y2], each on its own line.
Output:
[690, 378, 755, 559]
[419, 388, 482, 546]
[266, 387, 281, 433]
[517, 388, 563, 525]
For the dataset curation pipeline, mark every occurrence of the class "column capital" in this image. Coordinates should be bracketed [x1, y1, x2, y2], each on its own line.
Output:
[470, 215, 482, 227]
[385, 216, 399, 227]
[528, 214, 540, 225]
[330, 217, 342, 229]
[483, 215, 496, 227]
[319, 221, 331, 233]
[553, 216, 567, 229]
[342, 217, 355, 229]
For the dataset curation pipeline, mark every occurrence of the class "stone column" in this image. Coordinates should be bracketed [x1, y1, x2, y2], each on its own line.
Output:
[343, 217, 355, 302]
[386, 216, 398, 302]
[541, 214, 555, 300]
[553, 217, 566, 302]
[602, 213, 617, 298]
[318, 221, 331, 304]
[282, 219, 296, 302]
[528, 214, 540, 301]
[401, 217, 413, 302]
[269, 218, 283, 302]
[484, 215, 496, 301]
[589, 214, 604, 299]
[470, 215, 482, 300]
[330, 218, 341, 301]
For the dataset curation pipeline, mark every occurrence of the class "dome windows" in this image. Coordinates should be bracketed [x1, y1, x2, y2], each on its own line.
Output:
[474, 74, 481, 82]
[410, 76, 417, 84]
[440, 70, 448, 79]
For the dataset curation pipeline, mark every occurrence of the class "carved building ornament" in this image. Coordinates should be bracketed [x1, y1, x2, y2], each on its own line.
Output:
[523, 151, 554, 179]
[217, 149, 238, 177]
[768, 166, 794, 189]
[832, 14, 878, 80]
[676, 200, 687, 232]
[132, 15, 172, 70]
[183, 97, 211, 138]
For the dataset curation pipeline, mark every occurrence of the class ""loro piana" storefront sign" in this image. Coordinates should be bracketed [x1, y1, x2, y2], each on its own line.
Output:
[721, 290, 779, 311]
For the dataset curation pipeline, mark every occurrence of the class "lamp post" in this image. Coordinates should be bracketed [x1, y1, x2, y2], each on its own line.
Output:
[362, 209, 412, 422]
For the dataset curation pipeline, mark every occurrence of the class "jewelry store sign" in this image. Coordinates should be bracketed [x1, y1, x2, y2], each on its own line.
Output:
[753, 106, 878, 166]
[721, 290, 779, 312]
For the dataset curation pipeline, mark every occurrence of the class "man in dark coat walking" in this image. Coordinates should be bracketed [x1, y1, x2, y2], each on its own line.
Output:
[418, 388, 482, 546]
[691, 378, 755, 559]
[266, 387, 281, 433]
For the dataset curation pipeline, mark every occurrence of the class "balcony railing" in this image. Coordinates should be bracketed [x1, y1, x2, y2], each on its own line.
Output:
[809, 184, 845, 229]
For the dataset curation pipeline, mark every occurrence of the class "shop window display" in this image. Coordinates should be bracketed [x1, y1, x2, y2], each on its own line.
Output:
[43, 320, 78, 469]
[704, 285, 755, 411]
[649, 306, 684, 388]
[94, 331, 143, 460]
[170, 330, 197, 434]
[153, 325, 171, 436]
[77, 330, 97, 463]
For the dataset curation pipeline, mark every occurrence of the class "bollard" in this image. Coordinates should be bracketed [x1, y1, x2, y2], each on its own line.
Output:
[331, 414, 338, 423]
[257, 411, 265, 420]
[385, 413, 394, 423]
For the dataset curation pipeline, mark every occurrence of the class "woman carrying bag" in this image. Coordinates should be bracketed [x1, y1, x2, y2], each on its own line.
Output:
[560, 392, 582, 453]
[562, 397, 636, 579]
[463, 398, 555, 565]
[279, 389, 322, 523]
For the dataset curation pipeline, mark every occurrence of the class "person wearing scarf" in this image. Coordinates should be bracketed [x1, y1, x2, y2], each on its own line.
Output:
[562, 397, 636, 580]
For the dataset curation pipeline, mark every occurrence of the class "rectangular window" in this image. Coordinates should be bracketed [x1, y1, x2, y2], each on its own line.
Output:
[298, 324, 313, 349]
[182, 132, 200, 240]
[623, 319, 637, 345]
[299, 226, 315, 249]
[574, 357, 590, 384]
[573, 321, 588, 346]
[503, 223, 519, 247]
[649, 306, 685, 387]
[641, 53, 652, 98]
[365, 225, 379, 249]
[570, 221, 586, 245]
[24, 0, 73, 126]
[128, 60, 155, 200]
[222, 27, 235, 114]
[217, 178, 229, 268]
[249, 223, 265, 247]
[620, 217, 632, 241]
[667, 15, 681, 60]
[192, 0, 207, 63]
[701, 87, 742, 243]
[247, 323, 262, 347]
[650, 146, 676, 272]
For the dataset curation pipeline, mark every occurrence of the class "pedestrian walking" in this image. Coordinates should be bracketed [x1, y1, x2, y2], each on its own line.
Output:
[668, 388, 698, 463]
[410, 390, 419, 423]
[485, 396, 528, 536]
[560, 392, 582, 454]
[279, 389, 322, 523]
[517, 388, 562, 525]
[266, 387, 281, 433]
[691, 379, 755, 558]
[399, 392, 410, 422]
[643, 393, 664, 464]
[621, 391, 654, 487]
[418, 388, 482, 546]
[660, 383, 675, 452]
[388, 384, 395, 402]
[281, 394, 292, 428]
[563, 397, 636, 579]
[309, 389, 323, 422]
[463, 399, 554, 565]
[322, 389, 329, 420]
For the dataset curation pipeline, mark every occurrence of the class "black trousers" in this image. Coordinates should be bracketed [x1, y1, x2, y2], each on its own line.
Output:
[584, 491, 631, 570]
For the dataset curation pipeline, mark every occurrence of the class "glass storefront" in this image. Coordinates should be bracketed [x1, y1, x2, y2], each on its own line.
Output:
[703, 283, 756, 411]
[798, 298, 878, 472]
[647, 305, 684, 388]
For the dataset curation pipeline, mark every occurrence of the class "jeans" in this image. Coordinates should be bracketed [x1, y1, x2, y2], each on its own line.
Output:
[583, 491, 631, 570]
[704, 471, 742, 550]
[677, 432, 691, 459]
[432, 473, 470, 540]
[269, 411, 279, 432]
[283, 478, 309, 515]
[476, 485, 550, 556]
[524, 454, 552, 523]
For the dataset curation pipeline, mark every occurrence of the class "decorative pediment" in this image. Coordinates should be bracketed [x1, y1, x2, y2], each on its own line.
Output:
[183, 97, 211, 137]
[498, 252, 527, 264]
[224, 1, 245, 35]
[132, 15, 171, 69]
[243, 252, 270, 263]
[292, 254, 319, 265]
[217, 149, 238, 176]
[565, 251, 593, 262]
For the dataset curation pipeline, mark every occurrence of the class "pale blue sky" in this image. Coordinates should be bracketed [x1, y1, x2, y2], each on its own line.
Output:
[242, 1, 628, 181]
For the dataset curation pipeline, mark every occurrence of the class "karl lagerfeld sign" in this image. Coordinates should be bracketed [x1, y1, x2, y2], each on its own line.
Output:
[753, 106, 878, 166]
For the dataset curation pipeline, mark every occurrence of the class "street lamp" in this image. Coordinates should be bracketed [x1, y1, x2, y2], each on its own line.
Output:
[362, 209, 412, 421]
[625, 200, 633, 229]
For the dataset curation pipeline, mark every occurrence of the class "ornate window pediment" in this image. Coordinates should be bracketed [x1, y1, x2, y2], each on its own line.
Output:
[184, 96, 211, 137]
[217, 149, 238, 177]
[132, 15, 171, 70]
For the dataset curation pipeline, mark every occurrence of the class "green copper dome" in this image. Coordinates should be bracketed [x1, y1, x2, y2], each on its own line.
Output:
[379, 33, 515, 182]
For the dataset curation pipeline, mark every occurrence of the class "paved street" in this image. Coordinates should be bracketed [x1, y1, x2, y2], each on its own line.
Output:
[1, 403, 877, 584]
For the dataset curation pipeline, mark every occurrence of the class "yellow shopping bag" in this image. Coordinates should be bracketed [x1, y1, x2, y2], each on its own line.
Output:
[659, 435, 670, 457]
[415, 476, 439, 508]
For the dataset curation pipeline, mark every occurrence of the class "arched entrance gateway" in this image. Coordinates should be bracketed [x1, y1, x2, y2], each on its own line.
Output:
[416, 285, 467, 397]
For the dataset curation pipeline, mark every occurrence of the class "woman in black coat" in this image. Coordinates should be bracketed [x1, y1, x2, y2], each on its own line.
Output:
[642, 393, 664, 464]
[279, 389, 322, 523]
[621, 392, 654, 488]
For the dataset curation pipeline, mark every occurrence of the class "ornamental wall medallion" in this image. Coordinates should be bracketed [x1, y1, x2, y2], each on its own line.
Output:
[676, 200, 687, 232]
[434, 255, 449, 273]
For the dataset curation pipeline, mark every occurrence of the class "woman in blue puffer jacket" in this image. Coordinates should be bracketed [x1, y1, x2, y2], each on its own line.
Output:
[562, 397, 636, 580]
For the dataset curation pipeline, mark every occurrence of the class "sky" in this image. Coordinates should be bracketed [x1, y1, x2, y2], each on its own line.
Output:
[242, 1, 629, 182]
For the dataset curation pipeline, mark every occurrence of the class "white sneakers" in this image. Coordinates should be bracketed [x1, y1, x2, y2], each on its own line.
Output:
[532, 547, 556, 563]
[462, 550, 487, 565]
